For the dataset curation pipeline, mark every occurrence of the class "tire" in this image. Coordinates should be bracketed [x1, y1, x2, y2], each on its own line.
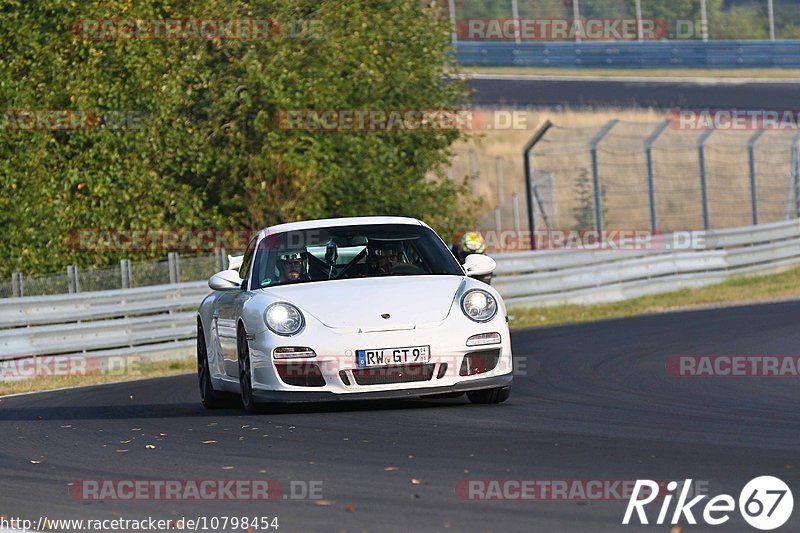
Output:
[467, 386, 511, 404]
[237, 325, 258, 414]
[197, 322, 227, 409]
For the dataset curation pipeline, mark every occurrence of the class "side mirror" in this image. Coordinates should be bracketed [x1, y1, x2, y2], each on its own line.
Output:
[227, 255, 244, 271]
[463, 254, 496, 278]
[209, 269, 243, 291]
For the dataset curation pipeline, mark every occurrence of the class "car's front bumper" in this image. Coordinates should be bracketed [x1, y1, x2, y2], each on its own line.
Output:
[251, 373, 512, 402]
[241, 312, 514, 402]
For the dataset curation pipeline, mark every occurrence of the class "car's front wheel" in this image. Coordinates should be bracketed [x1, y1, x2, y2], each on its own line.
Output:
[197, 322, 227, 409]
[237, 325, 258, 413]
[467, 386, 511, 404]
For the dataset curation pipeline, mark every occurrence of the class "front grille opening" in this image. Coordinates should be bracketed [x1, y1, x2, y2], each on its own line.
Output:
[352, 364, 435, 386]
[339, 370, 351, 386]
[459, 350, 501, 377]
[275, 362, 326, 387]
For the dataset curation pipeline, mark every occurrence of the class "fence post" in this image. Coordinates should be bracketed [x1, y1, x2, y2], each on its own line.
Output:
[168, 252, 180, 284]
[644, 120, 668, 233]
[522, 120, 554, 250]
[448, 0, 457, 43]
[747, 130, 766, 226]
[11, 272, 22, 297]
[495, 156, 504, 207]
[120, 258, 132, 289]
[697, 127, 715, 230]
[67, 265, 80, 294]
[589, 119, 619, 235]
[494, 207, 502, 232]
[512, 192, 521, 231]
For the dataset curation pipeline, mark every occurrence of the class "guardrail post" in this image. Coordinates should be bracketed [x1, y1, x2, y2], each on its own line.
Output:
[67, 265, 80, 294]
[644, 120, 668, 233]
[120, 258, 132, 289]
[697, 127, 715, 230]
[589, 119, 619, 235]
[168, 252, 180, 284]
[214, 248, 225, 271]
[11, 272, 22, 297]
[747, 130, 766, 226]
[522, 120, 554, 250]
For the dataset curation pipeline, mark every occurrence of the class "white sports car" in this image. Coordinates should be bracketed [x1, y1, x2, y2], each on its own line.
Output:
[197, 216, 513, 411]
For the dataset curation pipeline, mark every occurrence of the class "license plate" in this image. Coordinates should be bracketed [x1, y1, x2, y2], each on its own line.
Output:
[356, 346, 430, 368]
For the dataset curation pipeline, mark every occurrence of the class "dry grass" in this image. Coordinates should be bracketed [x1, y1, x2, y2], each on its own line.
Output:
[0, 357, 195, 397]
[509, 265, 800, 329]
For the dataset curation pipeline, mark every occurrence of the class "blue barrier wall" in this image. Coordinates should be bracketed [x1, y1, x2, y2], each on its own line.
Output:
[455, 41, 800, 68]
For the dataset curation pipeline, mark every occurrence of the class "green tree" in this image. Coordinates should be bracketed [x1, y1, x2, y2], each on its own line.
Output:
[0, 0, 476, 276]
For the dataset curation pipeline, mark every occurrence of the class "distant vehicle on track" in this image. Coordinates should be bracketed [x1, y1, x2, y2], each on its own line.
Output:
[197, 216, 512, 412]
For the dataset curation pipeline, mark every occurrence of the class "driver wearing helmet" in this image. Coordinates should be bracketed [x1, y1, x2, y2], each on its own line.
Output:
[276, 248, 309, 284]
[452, 231, 486, 265]
[367, 241, 402, 275]
[451, 231, 492, 285]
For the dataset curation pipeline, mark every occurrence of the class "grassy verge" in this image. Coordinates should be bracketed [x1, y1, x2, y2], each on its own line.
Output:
[509, 266, 800, 330]
[464, 66, 800, 79]
[0, 357, 195, 397]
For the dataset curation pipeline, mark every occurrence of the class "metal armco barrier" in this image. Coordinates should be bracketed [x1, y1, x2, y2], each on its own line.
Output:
[455, 40, 800, 68]
[493, 219, 800, 306]
[0, 282, 209, 366]
[2, 219, 800, 368]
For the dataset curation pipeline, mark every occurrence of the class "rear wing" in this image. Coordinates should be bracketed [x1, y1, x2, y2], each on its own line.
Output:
[228, 255, 244, 271]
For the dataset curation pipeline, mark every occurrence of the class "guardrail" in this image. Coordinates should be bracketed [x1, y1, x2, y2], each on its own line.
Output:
[0, 282, 209, 373]
[455, 40, 800, 68]
[2, 219, 800, 370]
[494, 219, 800, 306]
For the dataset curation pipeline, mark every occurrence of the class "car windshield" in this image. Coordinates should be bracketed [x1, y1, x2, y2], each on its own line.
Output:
[250, 224, 463, 288]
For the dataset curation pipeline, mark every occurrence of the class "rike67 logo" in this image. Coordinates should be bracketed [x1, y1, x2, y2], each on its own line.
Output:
[623, 477, 793, 530]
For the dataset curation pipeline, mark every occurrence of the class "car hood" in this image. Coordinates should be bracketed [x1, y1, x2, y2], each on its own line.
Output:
[264, 276, 465, 331]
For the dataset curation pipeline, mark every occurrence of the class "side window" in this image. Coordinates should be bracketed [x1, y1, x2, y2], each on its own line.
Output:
[238, 237, 257, 290]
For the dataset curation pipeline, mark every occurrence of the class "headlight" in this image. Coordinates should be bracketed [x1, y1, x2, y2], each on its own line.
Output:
[264, 302, 304, 336]
[461, 290, 498, 323]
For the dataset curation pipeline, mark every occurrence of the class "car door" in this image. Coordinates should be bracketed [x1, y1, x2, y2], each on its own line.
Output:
[216, 236, 257, 379]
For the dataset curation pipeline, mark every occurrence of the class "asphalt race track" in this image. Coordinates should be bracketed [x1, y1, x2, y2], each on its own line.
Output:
[468, 75, 800, 109]
[2, 301, 800, 532]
